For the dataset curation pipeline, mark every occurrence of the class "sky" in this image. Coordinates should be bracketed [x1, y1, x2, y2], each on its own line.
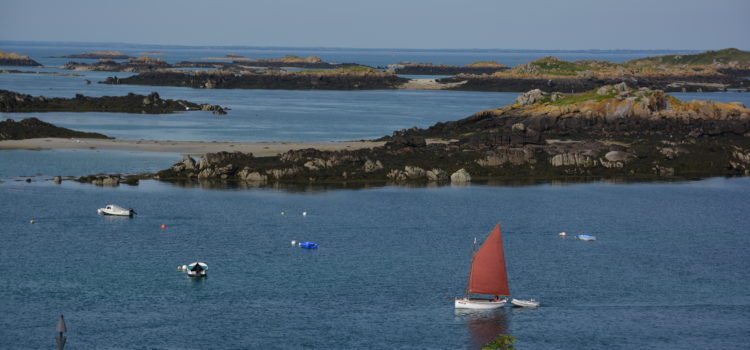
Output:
[0, 0, 748, 50]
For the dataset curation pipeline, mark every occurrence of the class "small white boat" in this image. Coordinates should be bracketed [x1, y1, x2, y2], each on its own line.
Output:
[510, 298, 540, 308]
[454, 297, 507, 309]
[97, 204, 135, 217]
[578, 234, 597, 241]
[186, 262, 207, 277]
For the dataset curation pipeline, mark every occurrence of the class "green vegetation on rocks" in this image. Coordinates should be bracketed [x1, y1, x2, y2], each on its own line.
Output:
[626, 48, 750, 67]
[0, 50, 41, 66]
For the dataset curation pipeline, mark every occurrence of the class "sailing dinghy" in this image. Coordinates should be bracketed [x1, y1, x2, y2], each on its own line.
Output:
[455, 224, 510, 309]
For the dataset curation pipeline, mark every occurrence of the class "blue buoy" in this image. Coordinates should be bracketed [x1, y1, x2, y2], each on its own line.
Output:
[299, 241, 318, 249]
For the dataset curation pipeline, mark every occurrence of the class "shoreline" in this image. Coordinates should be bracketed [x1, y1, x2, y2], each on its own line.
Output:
[0, 137, 387, 156]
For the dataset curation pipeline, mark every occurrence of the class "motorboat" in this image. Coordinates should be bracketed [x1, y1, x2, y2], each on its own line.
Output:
[299, 241, 318, 249]
[578, 234, 597, 241]
[186, 262, 208, 277]
[97, 204, 135, 217]
[510, 298, 540, 308]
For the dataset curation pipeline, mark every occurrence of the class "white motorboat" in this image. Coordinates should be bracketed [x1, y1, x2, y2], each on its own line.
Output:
[186, 262, 207, 277]
[510, 298, 540, 308]
[578, 234, 597, 241]
[97, 204, 135, 217]
[455, 224, 510, 310]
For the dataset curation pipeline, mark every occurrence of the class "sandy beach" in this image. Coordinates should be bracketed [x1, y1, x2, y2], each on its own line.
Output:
[0, 137, 387, 156]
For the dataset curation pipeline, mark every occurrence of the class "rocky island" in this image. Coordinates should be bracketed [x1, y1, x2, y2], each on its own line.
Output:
[391, 61, 509, 75]
[0, 50, 42, 66]
[61, 51, 133, 59]
[80, 83, 749, 187]
[0, 90, 227, 114]
[0, 117, 110, 140]
[101, 65, 408, 90]
[439, 49, 750, 92]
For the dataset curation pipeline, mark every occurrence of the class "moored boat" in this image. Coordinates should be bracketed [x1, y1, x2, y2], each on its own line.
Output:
[186, 262, 208, 277]
[578, 234, 597, 241]
[97, 204, 135, 217]
[510, 298, 540, 308]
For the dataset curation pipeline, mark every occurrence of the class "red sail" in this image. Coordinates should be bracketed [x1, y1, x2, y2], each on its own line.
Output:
[468, 224, 510, 296]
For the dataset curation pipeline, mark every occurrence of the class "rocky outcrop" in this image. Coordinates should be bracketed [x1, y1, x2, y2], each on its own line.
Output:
[391, 62, 509, 75]
[516, 89, 545, 106]
[0, 90, 220, 114]
[62, 51, 132, 59]
[89, 87, 750, 187]
[450, 169, 471, 183]
[101, 70, 409, 90]
[0, 118, 110, 140]
[0, 51, 42, 66]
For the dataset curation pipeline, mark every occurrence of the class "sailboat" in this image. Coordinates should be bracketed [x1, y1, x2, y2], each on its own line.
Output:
[455, 224, 510, 309]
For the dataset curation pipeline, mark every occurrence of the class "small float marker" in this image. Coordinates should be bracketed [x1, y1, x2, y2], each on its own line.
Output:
[302, 211, 308, 216]
[161, 224, 167, 229]
[559, 232, 566, 237]
[291, 240, 297, 246]
[280, 211, 286, 216]
[29, 219, 35, 224]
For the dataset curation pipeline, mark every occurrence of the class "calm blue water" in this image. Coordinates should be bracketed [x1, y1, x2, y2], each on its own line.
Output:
[1, 42, 749, 349]
[0, 178, 748, 349]
[0, 150, 178, 180]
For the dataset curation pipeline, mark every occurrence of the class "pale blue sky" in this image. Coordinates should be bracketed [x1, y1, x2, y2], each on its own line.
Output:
[1, 0, 747, 49]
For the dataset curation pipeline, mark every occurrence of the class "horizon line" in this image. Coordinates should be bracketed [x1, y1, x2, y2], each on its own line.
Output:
[0, 39, 734, 53]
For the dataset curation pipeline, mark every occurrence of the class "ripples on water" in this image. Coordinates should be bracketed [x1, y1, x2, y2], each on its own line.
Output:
[1, 42, 749, 349]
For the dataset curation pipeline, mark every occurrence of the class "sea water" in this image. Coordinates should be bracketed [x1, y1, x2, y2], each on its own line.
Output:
[0, 178, 748, 349]
[1, 42, 749, 349]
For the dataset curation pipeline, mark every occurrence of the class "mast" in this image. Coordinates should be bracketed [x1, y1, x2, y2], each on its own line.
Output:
[464, 237, 477, 297]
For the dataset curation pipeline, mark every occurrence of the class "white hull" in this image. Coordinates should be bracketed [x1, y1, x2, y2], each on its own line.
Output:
[97, 204, 134, 217]
[454, 298, 507, 309]
[187, 271, 207, 277]
[510, 298, 539, 308]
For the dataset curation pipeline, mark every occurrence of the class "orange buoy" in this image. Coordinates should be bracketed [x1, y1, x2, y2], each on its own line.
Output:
[161, 224, 167, 229]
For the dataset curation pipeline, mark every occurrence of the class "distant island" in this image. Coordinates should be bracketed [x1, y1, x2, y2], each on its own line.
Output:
[61, 50, 133, 59]
[68, 84, 749, 186]
[0, 50, 41, 66]
[0, 117, 110, 141]
[65, 48, 750, 92]
[101, 65, 408, 90]
[439, 48, 750, 92]
[0, 90, 227, 114]
[390, 61, 509, 75]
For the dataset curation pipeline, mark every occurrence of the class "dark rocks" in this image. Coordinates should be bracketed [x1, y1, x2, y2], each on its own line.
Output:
[0, 117, 110, 140]
[384, 135, 426, 149]
[100, 70, 409, 90]
[0, 89, 211, 114]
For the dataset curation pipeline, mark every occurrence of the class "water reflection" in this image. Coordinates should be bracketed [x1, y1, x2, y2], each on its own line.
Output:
[154, 175, 719, 193]
[455, 309, 509, 349]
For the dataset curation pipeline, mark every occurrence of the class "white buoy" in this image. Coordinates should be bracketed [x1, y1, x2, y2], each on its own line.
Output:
[302, 211, 307, 216]
[29, 220, 35, 224]
[280, 211, 285, 216]
[559, 232, 566, 237]
[182, 264, 187, 271]
[291, 240, 297, 246]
